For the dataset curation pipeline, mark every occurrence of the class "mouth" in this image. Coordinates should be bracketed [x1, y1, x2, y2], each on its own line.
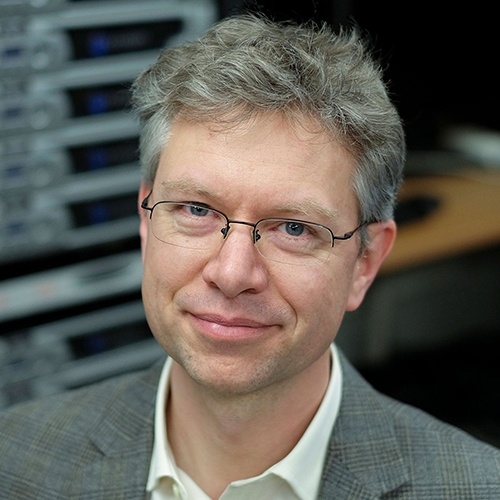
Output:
[188, 312, 276, 340]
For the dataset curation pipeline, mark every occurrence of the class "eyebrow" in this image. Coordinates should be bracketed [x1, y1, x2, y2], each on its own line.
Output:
[273, 200, 340, 223]
[159, 178, 340, 223]
[160, 178, 214, 198]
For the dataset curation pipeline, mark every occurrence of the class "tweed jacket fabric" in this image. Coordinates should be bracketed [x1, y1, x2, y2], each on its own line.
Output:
[1, 351, 499, 499]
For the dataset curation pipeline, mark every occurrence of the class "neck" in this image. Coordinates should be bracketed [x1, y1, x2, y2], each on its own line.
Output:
[166, 349, 331, 499]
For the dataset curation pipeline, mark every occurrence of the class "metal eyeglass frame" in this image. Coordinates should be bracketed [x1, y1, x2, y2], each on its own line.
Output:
[141, 191, 370, 250]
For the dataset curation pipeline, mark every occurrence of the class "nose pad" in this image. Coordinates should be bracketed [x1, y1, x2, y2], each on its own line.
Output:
[220, 221, 260, 243]
[203, 223, 268, 296]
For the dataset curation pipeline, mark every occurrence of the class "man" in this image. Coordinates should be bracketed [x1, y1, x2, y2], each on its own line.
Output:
[1, 14, 499, 500]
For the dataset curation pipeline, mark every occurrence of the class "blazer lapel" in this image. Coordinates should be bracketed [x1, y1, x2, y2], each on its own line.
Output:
[318, 352, 409, 499]
[56, 352, 407, 498]
[77, 360, 165, 499]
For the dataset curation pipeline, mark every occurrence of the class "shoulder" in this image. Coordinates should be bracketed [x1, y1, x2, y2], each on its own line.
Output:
[381, 389, 500, 467]
[0, 360, 162, 435]
[0, 361, 164, 496]
[379, 390, 500, 497]
[325, 352, 500, 498]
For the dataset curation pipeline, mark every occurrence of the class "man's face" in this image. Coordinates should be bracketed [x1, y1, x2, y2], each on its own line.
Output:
[139, 114, 389, 395]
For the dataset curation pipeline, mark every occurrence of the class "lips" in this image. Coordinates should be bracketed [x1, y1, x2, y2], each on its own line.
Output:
[195, 313, 269, 328]
[188, 312, 276, 340]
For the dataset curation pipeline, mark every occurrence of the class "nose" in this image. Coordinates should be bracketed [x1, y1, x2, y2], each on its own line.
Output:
[202, 224, 269, 298]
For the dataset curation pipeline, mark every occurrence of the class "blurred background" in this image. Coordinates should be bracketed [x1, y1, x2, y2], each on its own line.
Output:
[1, 0, 499, 446]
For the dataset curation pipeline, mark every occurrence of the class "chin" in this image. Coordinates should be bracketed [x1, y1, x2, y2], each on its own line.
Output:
[183, 355, 290, 397]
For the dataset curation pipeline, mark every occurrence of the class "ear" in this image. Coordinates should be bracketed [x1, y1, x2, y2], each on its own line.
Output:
[346, 220, 397, 311]
[138, 182, 152, 261]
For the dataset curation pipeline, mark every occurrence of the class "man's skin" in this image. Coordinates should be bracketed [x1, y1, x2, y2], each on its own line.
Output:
[138, 112, 396, 498]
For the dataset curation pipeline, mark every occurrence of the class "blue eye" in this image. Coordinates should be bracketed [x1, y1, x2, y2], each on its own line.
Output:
[188, 205, 210, 217]
[284, 221, 306, 237]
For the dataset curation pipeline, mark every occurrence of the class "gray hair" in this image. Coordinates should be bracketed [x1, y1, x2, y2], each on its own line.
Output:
[132, 14, 405, 236]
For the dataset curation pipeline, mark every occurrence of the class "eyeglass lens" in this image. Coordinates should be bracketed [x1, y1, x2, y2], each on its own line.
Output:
[149, 202, 334, 265]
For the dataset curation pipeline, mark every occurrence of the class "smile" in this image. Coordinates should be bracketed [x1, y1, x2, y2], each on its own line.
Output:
[189, 312, 276, 340]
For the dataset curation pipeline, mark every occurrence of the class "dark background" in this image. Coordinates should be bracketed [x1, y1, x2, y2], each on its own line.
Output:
[218, 0, 499, 154]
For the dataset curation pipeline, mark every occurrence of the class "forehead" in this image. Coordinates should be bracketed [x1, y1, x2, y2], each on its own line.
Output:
[155, 114, 358, 220]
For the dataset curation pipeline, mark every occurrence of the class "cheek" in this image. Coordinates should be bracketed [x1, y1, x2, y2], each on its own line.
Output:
[142, 244, 208, 351]
[278, 263, 355, 334]
[142, 241, 202, 312]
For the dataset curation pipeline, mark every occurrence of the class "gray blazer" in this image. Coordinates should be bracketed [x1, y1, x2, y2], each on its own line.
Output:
[1, 352, 499, 499]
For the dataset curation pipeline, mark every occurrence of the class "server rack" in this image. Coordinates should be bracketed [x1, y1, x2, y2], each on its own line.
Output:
[0, 0, 217, 408]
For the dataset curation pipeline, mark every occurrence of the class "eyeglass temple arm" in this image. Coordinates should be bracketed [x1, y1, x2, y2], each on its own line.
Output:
[333, 232, 356, 242]
[141, 191, 154, 217]
[333, 221, 376, 242]
[141, 204, 156, 220]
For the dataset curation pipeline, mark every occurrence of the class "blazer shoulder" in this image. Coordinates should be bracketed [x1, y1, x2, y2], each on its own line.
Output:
[0, 359, 162, 431]
[0, 360, 164, 498]
[381, 390, 500, 496]
[323, 352, 500, 498]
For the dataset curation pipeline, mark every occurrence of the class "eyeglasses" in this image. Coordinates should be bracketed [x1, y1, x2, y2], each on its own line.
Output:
[141, 192, 367, 266]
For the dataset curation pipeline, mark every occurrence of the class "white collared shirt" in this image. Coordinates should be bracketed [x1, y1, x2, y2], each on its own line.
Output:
[147, 344, 343, 500]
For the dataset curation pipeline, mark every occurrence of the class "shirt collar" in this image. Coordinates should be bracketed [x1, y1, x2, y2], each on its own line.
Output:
[146, 356, 184, 495]
[267, 343, 342, 499]
[147, 344, 343, 500]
